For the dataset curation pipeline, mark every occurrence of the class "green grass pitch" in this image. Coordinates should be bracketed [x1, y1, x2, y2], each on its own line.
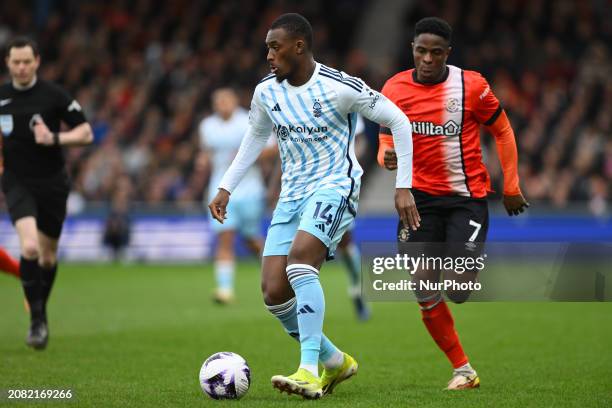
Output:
[1, 261, 610, 407]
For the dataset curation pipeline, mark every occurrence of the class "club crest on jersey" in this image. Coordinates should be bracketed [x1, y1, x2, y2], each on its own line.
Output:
[312, 100, 322, 117]
[446, 98, 461, 113]
[0, 115, 13, 136]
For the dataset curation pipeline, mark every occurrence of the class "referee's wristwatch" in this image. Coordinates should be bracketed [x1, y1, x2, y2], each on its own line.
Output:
[53, 132, 60, 145]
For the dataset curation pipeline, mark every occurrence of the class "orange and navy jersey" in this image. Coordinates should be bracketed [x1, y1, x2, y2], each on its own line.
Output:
[380, 65, 502, 198]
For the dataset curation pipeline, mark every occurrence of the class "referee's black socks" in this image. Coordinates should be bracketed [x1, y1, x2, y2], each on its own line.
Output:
[20, 257, 45, 322]
[41, 264, 58, 313]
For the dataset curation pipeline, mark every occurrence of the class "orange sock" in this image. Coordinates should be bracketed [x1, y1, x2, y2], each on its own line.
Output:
[0, 247, 20, 278]
[420, 299, 468, 369]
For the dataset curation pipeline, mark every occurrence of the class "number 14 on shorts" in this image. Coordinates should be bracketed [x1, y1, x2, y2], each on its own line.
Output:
[313, 201, 333, 225]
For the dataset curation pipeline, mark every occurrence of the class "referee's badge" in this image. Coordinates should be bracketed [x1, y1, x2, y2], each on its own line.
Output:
[0, 115, 13, 136]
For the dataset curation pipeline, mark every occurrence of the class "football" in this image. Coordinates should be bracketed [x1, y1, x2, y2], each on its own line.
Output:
[199, 352, 251, 399]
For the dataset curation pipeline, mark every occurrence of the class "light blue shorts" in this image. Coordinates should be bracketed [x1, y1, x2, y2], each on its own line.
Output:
[263, 189, 357, 259]
[209, 196, 264, 238]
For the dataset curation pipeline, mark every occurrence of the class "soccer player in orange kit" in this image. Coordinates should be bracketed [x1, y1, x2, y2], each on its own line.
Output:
[378, 17, 529, 390]
[0, 136, 19, 279]
[0, 246, 19, 278]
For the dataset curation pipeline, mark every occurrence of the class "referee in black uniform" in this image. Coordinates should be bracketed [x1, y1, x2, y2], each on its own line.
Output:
[1, 37, 92, 349]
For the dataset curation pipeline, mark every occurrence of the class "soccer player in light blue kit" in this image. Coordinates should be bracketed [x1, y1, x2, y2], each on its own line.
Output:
[209, 13, 420, 399]
[200, 88, 266, 303]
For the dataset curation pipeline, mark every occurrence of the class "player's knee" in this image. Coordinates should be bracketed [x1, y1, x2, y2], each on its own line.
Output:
[445, 290, 471, 304]
[262, 289, 286, 306]
[39, 254, 57, 269]
[287, 245, 324, 268]
[287, 244, 309, 265]
[261, 279, 288, 306]
[21, 240, 40, 260]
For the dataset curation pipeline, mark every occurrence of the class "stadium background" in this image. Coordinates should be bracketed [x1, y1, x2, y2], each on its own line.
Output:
[0, 1, 611, 407]
[0, 0, 610, 260]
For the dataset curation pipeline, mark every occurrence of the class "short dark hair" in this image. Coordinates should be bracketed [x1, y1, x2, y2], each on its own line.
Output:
[270, 13, 313, 50]
[5, 36, 39, 57]
[414, 17, 452, 44]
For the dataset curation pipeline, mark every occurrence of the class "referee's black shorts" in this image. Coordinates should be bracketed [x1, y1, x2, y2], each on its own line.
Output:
[1, 170, 70, 239]
[397, 188, 489, 244]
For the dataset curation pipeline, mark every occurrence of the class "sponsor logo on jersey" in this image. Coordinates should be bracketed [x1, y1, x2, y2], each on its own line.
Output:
[0, 115, 13, 135]
[412, 120, 460, 137]
[275, 124, 329, 142]
[368, 89, 380, 109]
[479, 86, 490, 100]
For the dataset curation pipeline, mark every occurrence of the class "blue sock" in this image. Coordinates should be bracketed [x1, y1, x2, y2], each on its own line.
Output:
[214, 260, 235, 292]
[266, 298, 341, 365]
[341, 243, 361, 290]
[287, 264, 326, 375]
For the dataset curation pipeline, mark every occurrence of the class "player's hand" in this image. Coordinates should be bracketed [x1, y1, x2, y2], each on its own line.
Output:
[395, 188, 420, 230]
[208, 189, 231, 223]
[383, 148, 397, 170]
[33, 117, 54, 146]
[503, 193, 529, 216]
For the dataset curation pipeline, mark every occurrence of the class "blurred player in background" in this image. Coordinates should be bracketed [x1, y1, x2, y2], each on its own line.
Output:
[199, 88, 265, 304]
[335, 115, 370, 321]
[0, 37, 93, 350]
[0, 245, 19, 278]
[0, 138, 20, 278]
[378, 17, 528, 389]
[210, 13, 419, 399]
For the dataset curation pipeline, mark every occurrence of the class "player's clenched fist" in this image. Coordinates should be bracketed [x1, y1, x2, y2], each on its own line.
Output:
[503, 193, 529, 216]
[208, 189, 230, 223]
[383, 148, 397, 170]
[395, 188, 420, 230]
[33, 116, 54, 146]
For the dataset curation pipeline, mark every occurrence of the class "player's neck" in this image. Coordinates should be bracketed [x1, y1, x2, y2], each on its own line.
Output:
[413, 66, 449, 85]
[287, 58, 316, 87]
[12, 76, 37, 90]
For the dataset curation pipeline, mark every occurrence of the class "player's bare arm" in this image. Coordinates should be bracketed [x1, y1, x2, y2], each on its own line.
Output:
[395, 188, 420, 230]
[33, 118, 93, 146]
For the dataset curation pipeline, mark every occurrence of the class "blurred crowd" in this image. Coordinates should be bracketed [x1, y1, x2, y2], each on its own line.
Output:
[0, 0, 366, 213]
[0, 0, 609, 215]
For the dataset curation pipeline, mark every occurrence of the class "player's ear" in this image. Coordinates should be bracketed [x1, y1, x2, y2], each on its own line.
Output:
[295, 39, 305, 55]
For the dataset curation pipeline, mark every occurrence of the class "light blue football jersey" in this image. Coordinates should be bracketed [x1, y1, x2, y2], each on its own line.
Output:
[250, 63, 382, 204]
[200, 108, 265, 201]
